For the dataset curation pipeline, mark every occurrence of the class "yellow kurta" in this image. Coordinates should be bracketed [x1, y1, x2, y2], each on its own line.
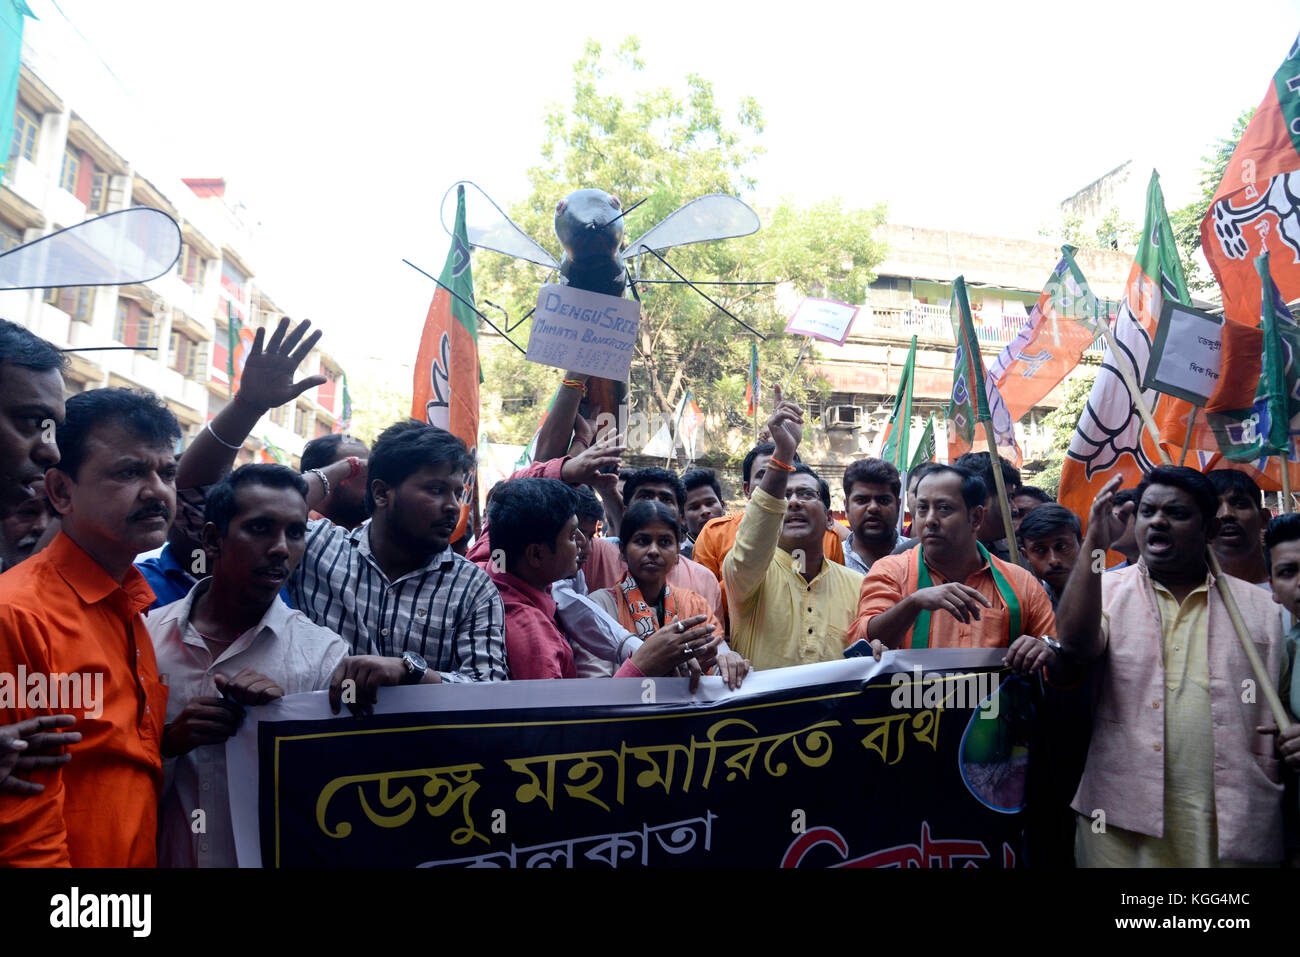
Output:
[722, 487, 864, 671]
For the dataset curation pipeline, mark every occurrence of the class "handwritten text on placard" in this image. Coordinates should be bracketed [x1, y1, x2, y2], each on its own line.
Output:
[526, 284, 640, 381]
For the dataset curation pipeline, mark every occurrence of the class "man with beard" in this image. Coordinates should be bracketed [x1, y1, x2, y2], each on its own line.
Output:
[1059, 468, 1290, 866]
[841, 458, 900, 575]
[724, 388, 863, 670]
[176, 319, 507, 713]
[0, 388, 180, 865]
[1207, 469, 1270, 586]
[147, 464, 348, 867]
[300, 433, 369, 530]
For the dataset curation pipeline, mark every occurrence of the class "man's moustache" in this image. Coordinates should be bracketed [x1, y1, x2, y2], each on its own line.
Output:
[130, 506, 171, 522]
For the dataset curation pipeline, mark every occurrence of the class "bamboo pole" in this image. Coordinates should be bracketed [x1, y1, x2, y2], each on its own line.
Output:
[981, 422, 1021, 566]
[1283, 449, 1294, 515]
[1106, 335, 1291, 729]
[783, 336, 812, 393]
[1178, 405, 1199, 467]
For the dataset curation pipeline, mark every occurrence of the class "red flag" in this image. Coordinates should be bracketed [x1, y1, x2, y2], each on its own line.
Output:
[1201, 33, 1300, 324]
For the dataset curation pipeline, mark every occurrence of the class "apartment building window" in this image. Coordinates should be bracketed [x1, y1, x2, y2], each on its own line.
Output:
[87, 172, 109, 214]
[43, 287, 95, 321]
[0, 220, 22, 252]
[294, 405, 311, 437]
[169, 330, 201, 378]
[10, 102, 38, 165]
[59, 148, 80, 194]
[180, 244, 206, 290]
[271, 403, 291, 429]
[114, 299, 153, 348]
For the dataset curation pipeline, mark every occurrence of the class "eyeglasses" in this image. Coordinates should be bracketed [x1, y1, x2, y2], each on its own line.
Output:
[785, 488, 822, 503]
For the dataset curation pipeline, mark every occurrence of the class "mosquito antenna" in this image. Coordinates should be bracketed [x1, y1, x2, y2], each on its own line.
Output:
[58, 346, 158, 352]
[635, 279, 777, 286]
[403, 259, 528, 356]
[637, 246, 767, 341]
[606, 196, 648, 229]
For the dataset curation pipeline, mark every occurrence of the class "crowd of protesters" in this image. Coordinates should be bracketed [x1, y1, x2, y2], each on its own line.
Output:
[2, 314, 1300, 869]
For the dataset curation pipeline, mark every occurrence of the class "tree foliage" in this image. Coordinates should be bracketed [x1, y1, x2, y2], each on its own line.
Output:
[475, 37, 887, 461]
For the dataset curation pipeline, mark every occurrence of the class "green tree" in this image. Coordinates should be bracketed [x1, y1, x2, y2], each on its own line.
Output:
[475, 37, 887, 460]
[1170, 107, 1256, 291]
[347, 369, 409, 445]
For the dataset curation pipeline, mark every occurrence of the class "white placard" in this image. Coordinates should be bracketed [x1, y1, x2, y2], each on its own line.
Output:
[1143, 301, 1224, 406]
[526, 283, 640, 381]
[784, 297, 861, 346]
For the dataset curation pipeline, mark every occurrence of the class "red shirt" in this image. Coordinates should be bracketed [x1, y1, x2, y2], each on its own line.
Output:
[487, 568, 642, 680]
[0, 532, 167, 867]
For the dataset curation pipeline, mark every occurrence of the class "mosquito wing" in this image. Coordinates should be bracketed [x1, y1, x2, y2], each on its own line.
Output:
[621, 194, 760, 260]
[440, 180, 558, 269]
[0, 207, 181, 290]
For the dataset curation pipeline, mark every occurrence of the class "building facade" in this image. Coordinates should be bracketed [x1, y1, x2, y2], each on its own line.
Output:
[0, 63, 347, 466]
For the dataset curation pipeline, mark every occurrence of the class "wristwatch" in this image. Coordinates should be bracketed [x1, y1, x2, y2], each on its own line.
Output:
[1038, 635, 1062, 654]
[400, 651, 428, 685]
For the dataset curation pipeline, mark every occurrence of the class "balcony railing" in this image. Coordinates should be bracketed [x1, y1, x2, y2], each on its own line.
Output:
[865, 304, 1105, 356]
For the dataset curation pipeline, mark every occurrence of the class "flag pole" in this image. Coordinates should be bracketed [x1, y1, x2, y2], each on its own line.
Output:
[1283, 443, 1294, 514]
[980, 420, 1020, 566]
[784, 336, 812, 393]
[1100, 312, 1291, 729]
[1177, 404, 1200, 467]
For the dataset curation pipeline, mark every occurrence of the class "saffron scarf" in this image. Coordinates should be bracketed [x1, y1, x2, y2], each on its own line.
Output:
[617, 572, 678, 638]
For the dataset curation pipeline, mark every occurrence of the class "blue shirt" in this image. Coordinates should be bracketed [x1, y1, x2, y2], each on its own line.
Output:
[135, 542, 294, 611]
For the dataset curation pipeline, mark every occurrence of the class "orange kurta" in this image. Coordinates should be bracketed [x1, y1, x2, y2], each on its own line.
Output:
[0, 532, 167, 867]
[848, 546, 1055, 650]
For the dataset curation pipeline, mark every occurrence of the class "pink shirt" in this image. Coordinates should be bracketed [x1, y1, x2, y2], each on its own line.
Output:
[1072, 563, 1286, 863]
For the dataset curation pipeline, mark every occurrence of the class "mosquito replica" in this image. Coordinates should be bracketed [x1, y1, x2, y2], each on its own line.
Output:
[410, 180, 769, 429]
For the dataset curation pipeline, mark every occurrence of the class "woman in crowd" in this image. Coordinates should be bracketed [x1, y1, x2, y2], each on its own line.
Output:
[590, 501, 749, 688]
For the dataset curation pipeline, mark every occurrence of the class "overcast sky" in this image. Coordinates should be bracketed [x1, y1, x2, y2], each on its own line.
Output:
[20, 0, 1300, 376]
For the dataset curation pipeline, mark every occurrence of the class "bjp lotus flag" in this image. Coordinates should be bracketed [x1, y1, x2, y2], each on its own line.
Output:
[1201, 32, 1300, 326]
[412, 185, 479, 540]
[1059, 171, 1189, 523]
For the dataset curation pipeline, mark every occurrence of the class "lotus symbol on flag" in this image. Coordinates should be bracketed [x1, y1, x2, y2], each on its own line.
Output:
[425, 332, 452, 430]
[1067, 307, 1158, 477]
[1211, 171, 1300, 264]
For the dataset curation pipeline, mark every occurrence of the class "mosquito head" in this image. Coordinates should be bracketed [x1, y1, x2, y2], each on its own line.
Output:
[554, 188, 625, 263]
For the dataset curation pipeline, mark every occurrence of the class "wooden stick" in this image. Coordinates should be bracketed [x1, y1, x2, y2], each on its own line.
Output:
[1284, 448, 1294, 515]
[1097, 321, 1165, 452]
[1178, 405, 1199, 467]
[1106, 329, 1291, 728]
[980, 421, 1021, 566]
[1206, 550, 1291, 729]
[783, 336, 812, 393]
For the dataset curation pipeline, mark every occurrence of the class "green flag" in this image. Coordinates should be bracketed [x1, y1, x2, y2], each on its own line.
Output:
[1212, 252, 1300, 461]
[226, 301, 243, 398]
[909, 414, 937, 470]
[0, 2, 35, 177]
[879, 335, 916, 470]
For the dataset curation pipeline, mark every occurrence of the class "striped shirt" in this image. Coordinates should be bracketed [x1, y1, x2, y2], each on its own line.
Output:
[176, 488, 507, 682]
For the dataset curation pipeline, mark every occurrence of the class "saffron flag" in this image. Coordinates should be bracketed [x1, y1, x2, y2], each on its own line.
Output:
[909, 414, 937, 471]
[745, 342, 759, 416]
[258, 436, 288, 465]
[225, 301, 254, 398]
[330, 371, 353, 435]
[1060, 171, 1190, 522]
[412, 185, 480, 540]
[947, 277, 1021, 467]
[679, 390, 703, 462]
[1183, 254, 1300, 484]
[1201, 32, 1300, 326]
[988, 247, 1115, 422]
[879, 335, 916, 471]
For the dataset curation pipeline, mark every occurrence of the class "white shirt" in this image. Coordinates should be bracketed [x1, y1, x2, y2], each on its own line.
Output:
[146, 579, 349, 868]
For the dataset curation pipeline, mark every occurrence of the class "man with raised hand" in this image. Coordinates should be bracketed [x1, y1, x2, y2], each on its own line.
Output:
[848, 464, 1057, 676]
[724, 387, 863, 670]
[1060, 469, 1290, 867]
[176, 318, 507, 713]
